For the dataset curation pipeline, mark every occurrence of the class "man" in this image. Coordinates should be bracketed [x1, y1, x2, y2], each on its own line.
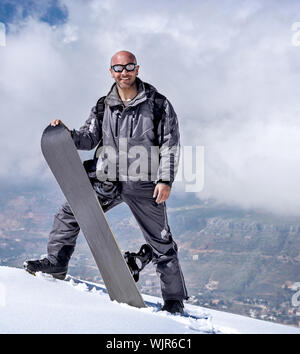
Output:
[24, 51, 188, 314]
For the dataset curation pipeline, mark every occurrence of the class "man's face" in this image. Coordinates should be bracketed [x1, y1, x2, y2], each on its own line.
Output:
[110, 54, 139, 90]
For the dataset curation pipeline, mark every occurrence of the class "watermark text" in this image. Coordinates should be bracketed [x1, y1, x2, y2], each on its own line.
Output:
[291, 282, 300, 308]
[291, 22, 300, 47]
[0, 282, 6, 307]
[0, 22, 6, 47]
[95, 140, 204, 192]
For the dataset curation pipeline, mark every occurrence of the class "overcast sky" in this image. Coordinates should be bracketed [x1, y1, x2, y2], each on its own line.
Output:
[1, 0, 300, 216]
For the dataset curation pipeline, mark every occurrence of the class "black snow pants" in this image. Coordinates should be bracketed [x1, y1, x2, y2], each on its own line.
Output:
[46, 180, 188, 302]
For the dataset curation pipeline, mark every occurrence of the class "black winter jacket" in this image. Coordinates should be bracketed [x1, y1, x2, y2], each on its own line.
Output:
[72, 78, 180, 186]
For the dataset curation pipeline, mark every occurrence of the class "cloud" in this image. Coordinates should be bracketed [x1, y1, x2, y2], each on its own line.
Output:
[1, 0, 300, 215]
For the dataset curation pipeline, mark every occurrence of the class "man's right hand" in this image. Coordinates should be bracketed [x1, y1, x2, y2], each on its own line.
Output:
[50, 119, 70, 133]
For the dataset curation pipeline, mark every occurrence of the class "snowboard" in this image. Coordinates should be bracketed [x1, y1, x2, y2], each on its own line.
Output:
[41, 124, 146, 309]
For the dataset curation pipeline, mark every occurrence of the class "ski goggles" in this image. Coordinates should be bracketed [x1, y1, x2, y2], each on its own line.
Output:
[111, 63, 137, 73]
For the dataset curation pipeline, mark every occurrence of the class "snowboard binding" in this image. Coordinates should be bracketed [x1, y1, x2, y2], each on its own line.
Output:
[124, 244, 153, 282]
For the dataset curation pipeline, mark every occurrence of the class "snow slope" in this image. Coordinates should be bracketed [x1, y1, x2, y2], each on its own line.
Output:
[0, 266, 299, 334]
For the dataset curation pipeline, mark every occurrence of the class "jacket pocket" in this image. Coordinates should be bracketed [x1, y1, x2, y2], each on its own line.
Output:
[130, 114, 155, 143]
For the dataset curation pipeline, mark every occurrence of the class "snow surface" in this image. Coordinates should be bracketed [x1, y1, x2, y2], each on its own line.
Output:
[0, 266, 299, 334]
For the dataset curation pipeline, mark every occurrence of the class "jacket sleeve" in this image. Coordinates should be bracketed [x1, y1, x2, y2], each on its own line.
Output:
[71, 106, 102, 150]
[156, 99, 180, 187]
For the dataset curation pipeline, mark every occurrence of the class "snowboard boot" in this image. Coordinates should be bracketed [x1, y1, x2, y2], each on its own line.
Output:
[23, 258, 68, 280]
[162, 300, 184, 314]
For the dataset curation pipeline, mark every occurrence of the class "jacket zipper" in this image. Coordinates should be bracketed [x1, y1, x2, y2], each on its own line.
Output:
[130, 112, 135, 138]
[115, 112, 121, 137]
[115, 108, 135, 138]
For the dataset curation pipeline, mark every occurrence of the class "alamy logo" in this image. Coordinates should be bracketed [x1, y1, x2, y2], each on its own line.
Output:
[0, 22, 6, 47]
[0, 282, 6, 307]
[291, 22, 300, 47]
[291, 282, 300, 308]
[95, 140, 204, 192]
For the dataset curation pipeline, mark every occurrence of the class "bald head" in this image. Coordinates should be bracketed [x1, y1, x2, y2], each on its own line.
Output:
[110, 50, 137, 66]
[109, 50, 140, 91]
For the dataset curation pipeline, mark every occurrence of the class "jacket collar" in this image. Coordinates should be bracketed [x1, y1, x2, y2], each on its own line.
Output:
[105, 78, 156, 108]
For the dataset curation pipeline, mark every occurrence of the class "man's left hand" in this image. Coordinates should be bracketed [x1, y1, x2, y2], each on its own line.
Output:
[153, 183, 171, 204]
